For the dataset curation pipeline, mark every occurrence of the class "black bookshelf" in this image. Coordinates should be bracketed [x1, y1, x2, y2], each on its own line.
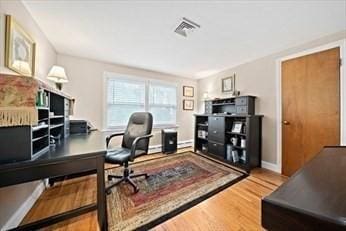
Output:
[0, 88, 72, 164]
[195, 96, 262, 173]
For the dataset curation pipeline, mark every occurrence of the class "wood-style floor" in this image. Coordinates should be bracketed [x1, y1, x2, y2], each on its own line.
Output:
[22, 149, 287, 230]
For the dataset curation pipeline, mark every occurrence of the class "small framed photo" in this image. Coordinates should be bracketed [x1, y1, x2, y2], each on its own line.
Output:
[222, 75, 235, 93]
[231, 122, 243, 133]
[183, 99, 194, 110]
[183, 86, 194, 97]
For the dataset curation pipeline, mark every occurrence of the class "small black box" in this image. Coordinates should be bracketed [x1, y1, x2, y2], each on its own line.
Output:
[70, 120, 88, 134]
[161, 129, 177, 154]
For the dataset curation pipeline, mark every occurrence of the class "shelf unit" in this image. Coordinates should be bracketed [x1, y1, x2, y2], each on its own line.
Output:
[205, 95, 255, 115]
[195, 114, 262, 173]
[32, 106, 50, 158]
[0, 88, 72, 164]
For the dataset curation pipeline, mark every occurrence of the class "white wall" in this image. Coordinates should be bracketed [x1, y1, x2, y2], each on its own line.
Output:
[0, 0, 57, 229]
[57, 54, 197, 146]
[197, 30, 346, 167]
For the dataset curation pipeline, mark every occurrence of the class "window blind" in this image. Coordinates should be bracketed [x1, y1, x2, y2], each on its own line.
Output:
[149, 83, 177, 125]
[105, 74, 177, 128]
[107, 78, 145, 127]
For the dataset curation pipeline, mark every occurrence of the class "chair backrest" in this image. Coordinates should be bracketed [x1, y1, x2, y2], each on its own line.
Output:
[122, 112, 153, 154]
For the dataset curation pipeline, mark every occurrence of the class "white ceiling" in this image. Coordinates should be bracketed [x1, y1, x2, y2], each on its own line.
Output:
[23, 0, 346, 79]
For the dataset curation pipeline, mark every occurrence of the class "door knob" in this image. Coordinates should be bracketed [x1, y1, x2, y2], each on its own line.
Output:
[283, 120, 290, 125]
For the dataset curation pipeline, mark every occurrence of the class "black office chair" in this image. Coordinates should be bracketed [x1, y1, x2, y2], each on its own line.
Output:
[105, 112, 153, 194]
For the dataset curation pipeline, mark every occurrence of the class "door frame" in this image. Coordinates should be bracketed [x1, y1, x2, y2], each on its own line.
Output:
[276, 39, 346, 174]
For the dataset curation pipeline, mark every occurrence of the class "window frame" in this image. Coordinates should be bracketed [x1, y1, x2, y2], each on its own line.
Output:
[103, 72, 178, 130]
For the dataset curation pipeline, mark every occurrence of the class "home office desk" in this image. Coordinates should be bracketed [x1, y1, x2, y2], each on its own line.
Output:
[0, 131, 108, 231]
[262, 147, 346, 231]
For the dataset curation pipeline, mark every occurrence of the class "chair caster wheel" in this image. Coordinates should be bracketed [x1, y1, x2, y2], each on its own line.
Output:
[130, 170, 134, 174]
[106, 189, 112, 195]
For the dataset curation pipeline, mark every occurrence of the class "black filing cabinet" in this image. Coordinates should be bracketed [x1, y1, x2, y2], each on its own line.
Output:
[208, 116, 225, 157]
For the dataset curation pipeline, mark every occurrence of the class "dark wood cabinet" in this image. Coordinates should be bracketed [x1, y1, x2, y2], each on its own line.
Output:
[196, 95, 262, 173]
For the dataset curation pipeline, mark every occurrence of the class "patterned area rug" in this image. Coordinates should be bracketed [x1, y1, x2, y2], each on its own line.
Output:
[106, 152, 245, 231]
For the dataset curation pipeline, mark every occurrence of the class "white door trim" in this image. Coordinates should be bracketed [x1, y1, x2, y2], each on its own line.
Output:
[276, 39, 346, 174]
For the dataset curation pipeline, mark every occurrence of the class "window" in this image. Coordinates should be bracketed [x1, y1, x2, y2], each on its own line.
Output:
[105, 73, 177, 129]
[149, 83, 177, 126]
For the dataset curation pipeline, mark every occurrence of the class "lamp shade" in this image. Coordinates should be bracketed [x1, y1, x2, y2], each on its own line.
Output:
[47, 65, 68, 83]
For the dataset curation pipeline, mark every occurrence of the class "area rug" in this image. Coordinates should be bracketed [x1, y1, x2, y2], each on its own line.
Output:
[106, 151, 245, 231]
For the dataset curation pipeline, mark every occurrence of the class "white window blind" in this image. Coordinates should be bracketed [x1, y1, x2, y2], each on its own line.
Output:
[105, 74, 177, 128]
[107, 78, 145, 127]
[149, 83, 177, 125]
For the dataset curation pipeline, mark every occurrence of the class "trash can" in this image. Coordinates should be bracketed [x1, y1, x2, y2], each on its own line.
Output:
[161, 129, 177, 154]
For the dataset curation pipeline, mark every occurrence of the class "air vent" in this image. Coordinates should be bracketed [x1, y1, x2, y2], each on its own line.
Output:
[174, 17, 200, 37]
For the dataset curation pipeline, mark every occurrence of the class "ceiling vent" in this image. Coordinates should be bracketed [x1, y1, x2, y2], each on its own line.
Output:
[174, 17, 200, 37]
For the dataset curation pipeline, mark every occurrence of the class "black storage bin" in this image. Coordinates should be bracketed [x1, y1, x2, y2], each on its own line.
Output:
[161, 129, 177, 154]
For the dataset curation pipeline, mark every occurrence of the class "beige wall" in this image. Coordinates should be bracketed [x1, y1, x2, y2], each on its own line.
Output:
[0, 0, 57, 229]
[197, 31, 346, 165]
[57, 54, 197, 146]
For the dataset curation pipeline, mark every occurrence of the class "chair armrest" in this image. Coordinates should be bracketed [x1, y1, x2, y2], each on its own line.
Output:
[106, 132, 125, 147]
[130, 134, 153, 160]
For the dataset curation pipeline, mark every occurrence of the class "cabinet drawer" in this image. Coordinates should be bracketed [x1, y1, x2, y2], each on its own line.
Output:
[65, 99, 70, 107]
[208, 116, 224, 130]
[208, 127, 225, 143]
[208, 116, 225, 143]
[208, 141, 225, 158]
[235, 97, 248, 106]
[236, 106, 248, 114]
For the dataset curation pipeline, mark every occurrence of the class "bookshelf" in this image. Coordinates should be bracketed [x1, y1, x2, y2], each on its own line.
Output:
[0, 88, 72, 164]
[194, 96, 262, 173]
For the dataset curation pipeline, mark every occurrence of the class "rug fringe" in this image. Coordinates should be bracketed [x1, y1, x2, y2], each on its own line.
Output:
[0, 107, 38, 126]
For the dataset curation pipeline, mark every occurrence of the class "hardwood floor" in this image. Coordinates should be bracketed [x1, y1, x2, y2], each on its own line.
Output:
[22, 149, 287, 230]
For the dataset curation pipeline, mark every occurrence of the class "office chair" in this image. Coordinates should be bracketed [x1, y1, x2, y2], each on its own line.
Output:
[105, 112, 153, 194]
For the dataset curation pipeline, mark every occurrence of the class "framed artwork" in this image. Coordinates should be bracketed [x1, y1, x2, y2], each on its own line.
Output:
[222, 74, 235, 93]
[183, 99, 194, 110]
[183, 86, 194, 97]
[5, 15, 36, 77]
[231, 122, 243, 133]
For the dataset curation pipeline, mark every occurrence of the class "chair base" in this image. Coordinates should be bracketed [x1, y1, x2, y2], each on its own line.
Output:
[106, 167, 149, 194]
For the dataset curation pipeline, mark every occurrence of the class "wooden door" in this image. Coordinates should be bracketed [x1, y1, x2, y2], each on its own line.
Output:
[282, 47, 340, 176]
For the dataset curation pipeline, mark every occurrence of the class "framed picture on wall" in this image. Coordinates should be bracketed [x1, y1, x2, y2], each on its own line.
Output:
[183, 100, 194, 110]
[183, 86, 194, 97]
[222, 74, 235, 93]
[5, 15, 36, 77]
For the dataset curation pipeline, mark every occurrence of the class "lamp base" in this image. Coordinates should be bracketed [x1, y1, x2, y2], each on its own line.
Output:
[56, 83, 62, 91]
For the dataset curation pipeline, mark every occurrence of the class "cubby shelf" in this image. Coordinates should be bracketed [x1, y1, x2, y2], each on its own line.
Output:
[32, 134, 49, 142]
[50, 124, 64, 129]
[226, 131, 247, 136]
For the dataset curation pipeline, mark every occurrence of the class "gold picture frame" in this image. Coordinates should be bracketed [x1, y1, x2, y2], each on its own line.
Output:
[5, 15, 36, 77]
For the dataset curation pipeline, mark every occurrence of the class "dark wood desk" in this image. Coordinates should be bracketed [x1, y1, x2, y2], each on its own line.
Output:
[262, 147, 346, 231]
[0, 131, 108, 231]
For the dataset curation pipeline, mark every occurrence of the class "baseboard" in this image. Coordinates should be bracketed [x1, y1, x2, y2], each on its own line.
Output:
[148, 139, 193, 154]
[261, 161, 281, 173]
[2, 182, 45, 230]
